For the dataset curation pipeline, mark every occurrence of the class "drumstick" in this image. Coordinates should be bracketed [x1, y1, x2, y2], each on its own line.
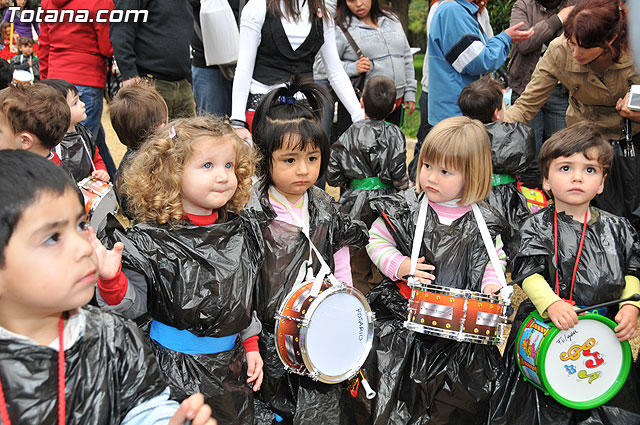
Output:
[542, 294, 640, 323]
[492, 265, 545, 295]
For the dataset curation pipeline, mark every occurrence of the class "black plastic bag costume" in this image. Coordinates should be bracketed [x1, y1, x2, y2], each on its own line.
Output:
[244, 186, 369, 425]
[327, 120, 410, 227]
[59, 123, 99, 182]
[489, 206, 640, 425]
[0, 306, 169, 424]
[353, 190, 508, 425]
[100, 212, 264, 425]
[485, 122, 536, 256]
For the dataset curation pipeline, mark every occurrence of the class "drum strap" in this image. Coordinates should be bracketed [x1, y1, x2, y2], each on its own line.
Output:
[409, 195, 429, 275]
[268, 187, 341, 296]
[471, 203, 509, 291]
[553, 206, 589, 303]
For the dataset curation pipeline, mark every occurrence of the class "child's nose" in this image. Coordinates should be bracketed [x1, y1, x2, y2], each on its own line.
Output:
[215, 168, 229, 182]
[74, 229, 95, 261]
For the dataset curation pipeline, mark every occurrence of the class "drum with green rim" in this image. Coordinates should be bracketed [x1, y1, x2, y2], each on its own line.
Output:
[515, 310, 631, 409]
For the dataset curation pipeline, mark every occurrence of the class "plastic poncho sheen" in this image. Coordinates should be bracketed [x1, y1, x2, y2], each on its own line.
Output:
[490, 206, 640, 425]
[0, 306, 168, 425]
[351, 190, 508, 425]
[101, 212, 264, 425]
[245, 185, 368, 425]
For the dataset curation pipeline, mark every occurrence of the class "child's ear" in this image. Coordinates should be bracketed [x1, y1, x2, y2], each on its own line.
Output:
[360, 97, 365, 109]
[597, 173, 607, 195]
[542, 177, 551, 192]
[19, 132, 34, 150]
[492, 108, 504, 122]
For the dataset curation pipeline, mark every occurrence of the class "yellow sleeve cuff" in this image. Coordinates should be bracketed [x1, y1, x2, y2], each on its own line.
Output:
[522, 273, 562, 317]
[620, 275, 640, 310]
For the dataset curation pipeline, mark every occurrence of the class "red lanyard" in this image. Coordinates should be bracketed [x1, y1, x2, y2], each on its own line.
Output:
[554, 207, 589, 304]
[0, 315, 66, 425]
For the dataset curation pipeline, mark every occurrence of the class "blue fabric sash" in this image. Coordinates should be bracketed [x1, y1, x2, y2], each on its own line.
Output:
[149, 320, 237, 355]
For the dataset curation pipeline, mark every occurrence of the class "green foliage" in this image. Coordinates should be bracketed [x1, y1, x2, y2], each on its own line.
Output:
[487, 0, 516, 34]
[408, 0, 429, 50]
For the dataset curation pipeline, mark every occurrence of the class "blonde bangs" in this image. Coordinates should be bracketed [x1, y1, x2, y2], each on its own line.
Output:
[416, 116, 492, 204]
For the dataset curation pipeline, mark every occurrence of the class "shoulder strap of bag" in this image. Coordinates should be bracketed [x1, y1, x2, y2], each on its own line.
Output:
[336, 21, 365, 59]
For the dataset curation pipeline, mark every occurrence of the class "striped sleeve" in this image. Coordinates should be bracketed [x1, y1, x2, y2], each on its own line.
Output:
[481, 235, 508, 291]
[366, 217, 407, 281]
[445, 34, 484, 73]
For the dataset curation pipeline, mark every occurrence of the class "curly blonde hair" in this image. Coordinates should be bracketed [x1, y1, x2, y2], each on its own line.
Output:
[121, 116, 257, 225]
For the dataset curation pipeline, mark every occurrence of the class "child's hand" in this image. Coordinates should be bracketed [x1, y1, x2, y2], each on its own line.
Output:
[168, 393, 217, 425]
[88, 226, 123, 279]
[397, 257, 435, 284]
[614, 304, 639, 342]
[482, 284, 502, 296]
[547, 300, 579, 330]
[91, 169, 111, 182]
[246, 351, 264, 392]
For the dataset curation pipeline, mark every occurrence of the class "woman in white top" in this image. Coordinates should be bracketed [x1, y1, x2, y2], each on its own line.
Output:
[230, 0, 364, 139]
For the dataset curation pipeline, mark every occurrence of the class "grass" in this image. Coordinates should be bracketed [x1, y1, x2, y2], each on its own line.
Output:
[401, 53, 424, 139]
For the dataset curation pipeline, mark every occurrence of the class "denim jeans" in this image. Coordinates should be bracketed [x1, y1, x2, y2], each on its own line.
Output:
[192, 65, 232, 117]
[512, 85, 568, 187]
[75, 84, 117, 180]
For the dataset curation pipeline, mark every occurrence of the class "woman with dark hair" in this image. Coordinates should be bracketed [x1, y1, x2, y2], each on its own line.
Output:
[332, 0, 416, 134]
[230, 0, 364, 139]
[504, 0, 640, 229]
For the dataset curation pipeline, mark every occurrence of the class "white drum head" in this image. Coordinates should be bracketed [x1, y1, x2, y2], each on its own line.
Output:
[89, 187, 118, 231]
[544, 318, 625, 403]
[304, 289, 371, 381]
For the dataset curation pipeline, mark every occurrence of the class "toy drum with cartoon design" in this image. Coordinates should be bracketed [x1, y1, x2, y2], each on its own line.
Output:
[77, 177, 118, 230]
[274, 280, 374, 384]
[403, 278, 510, 344]
[515, 311, 631, 409]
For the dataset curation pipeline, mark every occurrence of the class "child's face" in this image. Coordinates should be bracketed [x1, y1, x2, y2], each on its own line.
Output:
[19, 43, 32, 56]
[0, 113, 22, 151]
[419, 159, 464, 204]
[181, 136, 238, 215]
[66, 91, 87, 127]
[542, 149, 605, 215]
[0, 189, 98, 318]
[270, 137, 321, 204]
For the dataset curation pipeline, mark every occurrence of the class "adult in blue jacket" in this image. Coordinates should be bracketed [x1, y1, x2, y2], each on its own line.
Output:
[427, 0, 533, 126]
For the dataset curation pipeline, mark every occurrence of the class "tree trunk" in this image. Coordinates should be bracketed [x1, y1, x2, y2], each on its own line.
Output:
[390, 0, 410, 33]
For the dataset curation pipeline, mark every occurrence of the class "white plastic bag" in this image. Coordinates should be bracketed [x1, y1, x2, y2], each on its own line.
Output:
[200, 0, 239, 66]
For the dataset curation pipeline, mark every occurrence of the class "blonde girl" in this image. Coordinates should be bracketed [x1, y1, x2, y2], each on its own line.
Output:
[362, 116, 509, 424]
[91, 116, 264, 425]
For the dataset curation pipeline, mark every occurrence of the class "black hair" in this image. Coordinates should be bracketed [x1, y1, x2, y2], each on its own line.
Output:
[0, 150, 80, 266]
[458, 76, 503, 123]
[40, 78, 79, 99]
[362, 76, 396, 120]
[252, 74, 330, 193]
[0, 59, 13, 90]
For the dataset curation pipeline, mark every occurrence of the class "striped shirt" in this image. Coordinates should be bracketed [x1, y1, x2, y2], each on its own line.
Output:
[367, 199, 506, 290]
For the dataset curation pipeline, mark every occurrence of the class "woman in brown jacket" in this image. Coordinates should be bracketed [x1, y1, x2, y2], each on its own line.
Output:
[505, 0, 640, 229]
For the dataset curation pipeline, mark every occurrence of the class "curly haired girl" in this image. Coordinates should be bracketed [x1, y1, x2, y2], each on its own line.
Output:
[91, 116, 264, 425]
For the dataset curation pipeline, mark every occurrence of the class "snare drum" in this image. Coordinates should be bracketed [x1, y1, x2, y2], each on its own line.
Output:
[274, 281, 374, 384]
[12, 70, 34, 86]
[77, 177, 118, 230]
[403, 279, 510, 345]
[515, 311, 631, 409]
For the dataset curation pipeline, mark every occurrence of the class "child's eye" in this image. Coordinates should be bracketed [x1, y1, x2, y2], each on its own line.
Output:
[586, 167, 596, 174]
[441, 169, 451, 175]
[560, 165, 570, 172]
[285, 158, 295, 164]
[225, 162, 233, 169]
[202, 162, 213, 169]
[309, 156, 318, 162]
[78, 220, 90, 232]
[43, 233, 61, 246]
[423, 163, 431, 169]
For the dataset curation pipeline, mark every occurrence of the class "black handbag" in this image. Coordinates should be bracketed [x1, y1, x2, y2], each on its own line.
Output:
[334, 21, 367, 98]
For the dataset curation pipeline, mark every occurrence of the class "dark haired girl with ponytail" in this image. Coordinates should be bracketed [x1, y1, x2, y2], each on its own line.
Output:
[230, 0, 365, 139]
[244, 75, 369, 424]
[504, 0, 640, 231]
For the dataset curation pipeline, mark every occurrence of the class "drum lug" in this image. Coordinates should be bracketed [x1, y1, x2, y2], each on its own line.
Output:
[368, 311, 376, 321]
[308, 371, 319, 381]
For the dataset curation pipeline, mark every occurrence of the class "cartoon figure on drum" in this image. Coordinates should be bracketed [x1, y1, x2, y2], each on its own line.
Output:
[361, 116, 510, 424]
[489, 122, 640, 425]
[244, 76, 370, 424]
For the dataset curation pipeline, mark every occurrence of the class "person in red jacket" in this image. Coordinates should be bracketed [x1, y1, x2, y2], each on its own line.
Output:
[39, 0, 117, 180]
